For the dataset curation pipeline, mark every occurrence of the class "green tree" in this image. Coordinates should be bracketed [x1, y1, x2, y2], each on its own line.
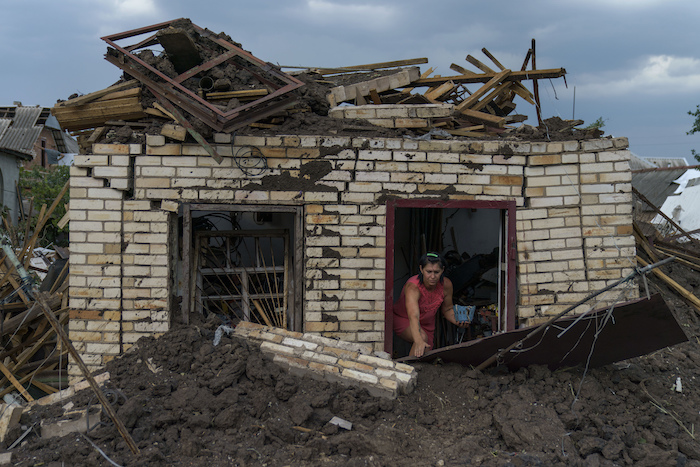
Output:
[17, 165, 70, 247]
[687, 105, 700, 162]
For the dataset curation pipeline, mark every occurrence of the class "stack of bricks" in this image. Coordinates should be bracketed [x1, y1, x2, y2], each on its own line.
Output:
[328, 103, 454, 129]
[233, 321, 416, 398]
[68, 132, 639, 374]
[326, 67, 421, 106]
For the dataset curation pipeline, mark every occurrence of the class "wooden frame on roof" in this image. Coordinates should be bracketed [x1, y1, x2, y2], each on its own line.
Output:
[100, 18, 304, 133]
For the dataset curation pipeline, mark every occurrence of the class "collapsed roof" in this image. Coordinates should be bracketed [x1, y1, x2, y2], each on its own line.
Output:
[52, 18, 603, 154]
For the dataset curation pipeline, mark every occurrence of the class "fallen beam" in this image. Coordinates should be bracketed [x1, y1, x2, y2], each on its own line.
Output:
[414, 68, 567, 86]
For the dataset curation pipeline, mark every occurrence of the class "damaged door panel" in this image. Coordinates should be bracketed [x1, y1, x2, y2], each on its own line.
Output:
[403, 294, 688, 371]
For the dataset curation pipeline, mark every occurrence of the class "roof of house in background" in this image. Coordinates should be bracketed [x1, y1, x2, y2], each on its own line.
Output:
[629, 153, 695, 211]
[0, 105, 78, 160]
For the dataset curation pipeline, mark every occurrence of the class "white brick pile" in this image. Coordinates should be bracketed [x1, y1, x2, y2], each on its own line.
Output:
[234, 321, 416, 398]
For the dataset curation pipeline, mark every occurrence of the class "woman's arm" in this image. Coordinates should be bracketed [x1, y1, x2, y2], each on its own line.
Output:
[404, 283, 430, 357]
[441, 278, 469, 327]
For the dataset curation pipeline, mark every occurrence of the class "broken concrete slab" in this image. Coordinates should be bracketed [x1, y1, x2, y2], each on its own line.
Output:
[40, 405, 102, 439]
[327, 67, 421, 105]
[0, 405, 22, 442]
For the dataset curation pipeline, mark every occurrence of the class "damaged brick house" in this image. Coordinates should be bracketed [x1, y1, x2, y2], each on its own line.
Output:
[60, 19, 639, 379]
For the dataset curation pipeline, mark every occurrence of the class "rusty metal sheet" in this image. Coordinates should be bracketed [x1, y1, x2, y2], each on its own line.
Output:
[402, 294, 688, 370]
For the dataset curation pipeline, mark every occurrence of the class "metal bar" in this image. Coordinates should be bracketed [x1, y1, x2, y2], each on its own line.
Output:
[633, 187, 700, 250]
[100, 18, 180, 42]
[475, 256, 676, 371]
[182, 203, 191, 322]
[148, 87, 222, 163]
[103, 54, 221, 125]
[172, 50, 238, 84]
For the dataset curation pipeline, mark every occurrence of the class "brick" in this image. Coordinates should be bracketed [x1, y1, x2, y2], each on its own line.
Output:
[341, 368, 378, 385]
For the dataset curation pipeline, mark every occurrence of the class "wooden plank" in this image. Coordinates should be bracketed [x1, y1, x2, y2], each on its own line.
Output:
[52, 97, 146, 131]
[414, 68, 566, 86]
[424, 81, 455, 101]
[86, 127, 106, 144]
[144, 107, 171, 119]
[455, 69, 511, 112]
[458, 109, 505, 127]
[36, 293, 140, 454]
[449, 63, 479, 76]
[447, 129, 487, 137]
[637, 257, 700, 314]
[160, 124, 187, 141]
[369, 89, 382, 104]
[51, 97, 143, 118]
[471, 81, 514, 112]
[94, 87, 141, 102]
[471, 52, 534, 104]
[53, 80, 139, 108]
[531, 38, 542, 126]
[466, 54, 496, 74]
[310, 57, 428, 74]
[481, 48, 506, 70]
[153, 102, 176, 121]
[0, 361, 33, 402]
[401, 67, 435, 94]
[205, 89, 269, 100]
[521, 49, 532, 71]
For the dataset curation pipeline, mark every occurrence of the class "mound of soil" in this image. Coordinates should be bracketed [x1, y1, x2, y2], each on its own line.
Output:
[7, 258, 700, 466]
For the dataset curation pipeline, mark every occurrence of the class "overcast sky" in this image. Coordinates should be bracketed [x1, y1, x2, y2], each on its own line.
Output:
[3, 0, 700, 163]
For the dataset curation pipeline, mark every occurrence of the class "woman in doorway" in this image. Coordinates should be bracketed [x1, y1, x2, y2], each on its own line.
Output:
[393, 252, 470, 357]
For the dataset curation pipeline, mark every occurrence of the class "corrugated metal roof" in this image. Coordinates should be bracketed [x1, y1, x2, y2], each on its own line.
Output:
[628, 153, 656, 171]
[0, 106, 44, 156]
[632, 168, 687, 210]
[645, 157, 690, 168]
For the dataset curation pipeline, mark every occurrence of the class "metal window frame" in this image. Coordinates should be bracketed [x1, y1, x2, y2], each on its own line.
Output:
[101, 19, 304, 133]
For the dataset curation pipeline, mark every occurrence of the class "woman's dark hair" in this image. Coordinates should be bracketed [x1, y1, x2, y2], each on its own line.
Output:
[418, 252, 446, 283]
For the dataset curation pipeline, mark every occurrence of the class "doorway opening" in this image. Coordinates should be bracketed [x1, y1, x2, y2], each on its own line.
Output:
[182, 204, 303, 331]
[385, 199, 516, 356]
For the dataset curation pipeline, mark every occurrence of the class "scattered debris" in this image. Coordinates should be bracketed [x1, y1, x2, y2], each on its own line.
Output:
[50, 18, 597, 153]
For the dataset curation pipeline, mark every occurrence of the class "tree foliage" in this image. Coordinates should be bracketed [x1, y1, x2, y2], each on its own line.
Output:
[687, 105, 700, 162]
[18, 165, 70, 247]
[584, 116, 607, 130]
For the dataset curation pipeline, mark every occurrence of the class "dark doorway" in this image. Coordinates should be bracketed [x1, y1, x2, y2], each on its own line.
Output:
[385, 199, 516, 356]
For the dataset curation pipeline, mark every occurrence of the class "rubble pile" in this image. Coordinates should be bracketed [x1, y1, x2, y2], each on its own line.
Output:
[51, 18, 600, 153]
[2, 252, 700, 466]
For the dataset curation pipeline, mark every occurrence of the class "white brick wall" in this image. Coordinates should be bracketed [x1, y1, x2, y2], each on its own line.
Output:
[69, 135, 638, 371]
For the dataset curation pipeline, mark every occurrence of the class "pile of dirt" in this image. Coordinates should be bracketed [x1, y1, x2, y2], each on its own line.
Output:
[7, 259, 700, 466]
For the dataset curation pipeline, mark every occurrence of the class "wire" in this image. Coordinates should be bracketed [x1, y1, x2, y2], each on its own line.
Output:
[231, 135, 269, 176]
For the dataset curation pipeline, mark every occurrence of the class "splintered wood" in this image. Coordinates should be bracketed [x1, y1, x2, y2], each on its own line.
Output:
[306, 44, 565, 136]
[0, 185, 70, 403]
[52, 26, 566, 144]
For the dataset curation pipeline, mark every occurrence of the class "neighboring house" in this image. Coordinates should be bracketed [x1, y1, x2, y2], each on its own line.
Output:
[0, 104, 78, 222]
[629, 153, 700, 238]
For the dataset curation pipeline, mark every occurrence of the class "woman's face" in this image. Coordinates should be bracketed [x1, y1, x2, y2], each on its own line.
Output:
[420, 262, 444, 288]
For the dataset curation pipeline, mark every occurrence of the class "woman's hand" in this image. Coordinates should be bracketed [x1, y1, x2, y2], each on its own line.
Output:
[410, 339, 431, 358]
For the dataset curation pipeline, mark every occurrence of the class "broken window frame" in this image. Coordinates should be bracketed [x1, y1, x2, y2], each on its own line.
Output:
[182, 204, 304, 331]
[194, 229, 290, 328]
[384, 198, 517, 354]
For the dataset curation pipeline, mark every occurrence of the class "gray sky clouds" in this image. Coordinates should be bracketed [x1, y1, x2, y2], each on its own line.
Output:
[3, 0, 699, 162]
